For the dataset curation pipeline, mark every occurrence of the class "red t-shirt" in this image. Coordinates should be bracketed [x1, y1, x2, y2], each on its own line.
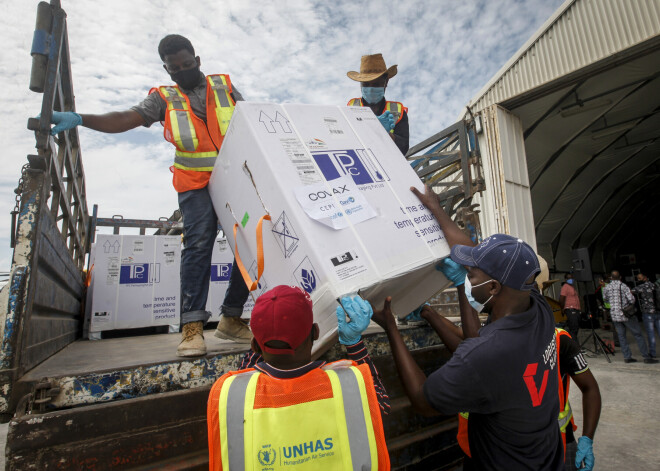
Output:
[560, 283, 581, 310]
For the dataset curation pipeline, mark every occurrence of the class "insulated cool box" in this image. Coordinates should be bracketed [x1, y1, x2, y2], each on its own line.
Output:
[89, 235, 181, 332]
[87, 235, 253, 333]
[208, 102, 451, 354]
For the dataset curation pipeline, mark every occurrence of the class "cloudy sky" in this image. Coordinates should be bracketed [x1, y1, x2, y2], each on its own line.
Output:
[0, 0, 565, 276]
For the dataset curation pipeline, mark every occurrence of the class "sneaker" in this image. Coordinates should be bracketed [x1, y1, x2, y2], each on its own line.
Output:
[624, 358, 638, 363]
[643, 358, 659, 364]
[214, 315, 253, 343]
[176, 321, 207, 357]
[397, 305, 427, 326]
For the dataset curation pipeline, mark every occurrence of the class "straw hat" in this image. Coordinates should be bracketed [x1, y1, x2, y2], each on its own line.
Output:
[347, 54, 398, 82]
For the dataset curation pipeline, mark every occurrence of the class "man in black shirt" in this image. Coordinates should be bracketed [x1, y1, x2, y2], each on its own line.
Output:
[370, 185, 564, 470]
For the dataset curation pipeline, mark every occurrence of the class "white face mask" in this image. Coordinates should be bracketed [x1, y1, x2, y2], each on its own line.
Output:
[464, 276, 495, 313]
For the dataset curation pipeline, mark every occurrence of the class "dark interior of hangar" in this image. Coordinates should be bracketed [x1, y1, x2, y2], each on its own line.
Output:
[503, 37, 660, 280]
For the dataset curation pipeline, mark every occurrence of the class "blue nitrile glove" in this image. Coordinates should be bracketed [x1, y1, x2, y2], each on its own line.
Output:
[377, 111, 395, 132]
[49, 111, 82, 135]
[336, 296, 373, 345]
[435, 258, 467, 286]
[575, 436, 594, 470]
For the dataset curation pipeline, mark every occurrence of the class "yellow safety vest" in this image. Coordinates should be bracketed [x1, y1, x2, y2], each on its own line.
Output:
[217, 362, 386, 470]
[152, 74, 235, 172]
[347, 98, 407, 134]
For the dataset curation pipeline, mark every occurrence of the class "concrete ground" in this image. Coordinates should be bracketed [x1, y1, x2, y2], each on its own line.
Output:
[569, 324, 660, 471]
[0, 324, 657, 470]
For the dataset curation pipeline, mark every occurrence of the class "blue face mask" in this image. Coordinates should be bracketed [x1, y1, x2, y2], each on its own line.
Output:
[361, 87, 385, 105]
[567, 279, 574, 285]
[464, 276, 494, 313]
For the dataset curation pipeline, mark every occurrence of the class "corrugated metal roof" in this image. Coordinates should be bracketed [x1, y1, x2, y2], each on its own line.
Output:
[467, 0, 660, 113]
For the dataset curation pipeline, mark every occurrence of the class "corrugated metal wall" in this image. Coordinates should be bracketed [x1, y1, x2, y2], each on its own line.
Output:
[473, 106, 537, 248]
[469, 0, 660, 113]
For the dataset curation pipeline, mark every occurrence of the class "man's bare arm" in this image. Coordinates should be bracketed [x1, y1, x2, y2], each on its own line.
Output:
[571, 370, 601, 439]
[80, 110, 146, 133]
[411, 185, 475, 249]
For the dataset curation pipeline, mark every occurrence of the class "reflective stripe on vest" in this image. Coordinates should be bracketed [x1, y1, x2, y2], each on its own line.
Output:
[558, 400, 573, 432]
[156, 74, 235, 172]
[218, 366, 379, 470]
[207, 74, 234, 136]
[160, 86, 199, 152]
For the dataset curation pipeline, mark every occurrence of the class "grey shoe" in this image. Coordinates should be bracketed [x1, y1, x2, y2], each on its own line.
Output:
[214, 315, 253, 343]
[176, 321, 207, 357]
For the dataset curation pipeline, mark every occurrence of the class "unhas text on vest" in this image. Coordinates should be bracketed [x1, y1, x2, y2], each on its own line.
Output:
[280, 437, 334, 465]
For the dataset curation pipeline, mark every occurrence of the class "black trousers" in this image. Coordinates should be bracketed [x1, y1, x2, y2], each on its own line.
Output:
[565, 309, 581, 340]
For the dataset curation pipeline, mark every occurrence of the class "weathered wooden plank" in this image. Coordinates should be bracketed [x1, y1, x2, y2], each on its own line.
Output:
[38, 208, 84, 293]
[23, 314, 78, 371]
[32, 268, 80, 316]
[6, 386, 211, 470]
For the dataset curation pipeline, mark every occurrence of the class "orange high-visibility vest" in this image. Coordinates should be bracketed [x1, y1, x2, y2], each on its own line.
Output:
[457, 412, 470, 457]
[151, 74, 235, 172]
[555, 328, 578, 458]
[210, 360, 390, 470]
[347, 98, 407, 133]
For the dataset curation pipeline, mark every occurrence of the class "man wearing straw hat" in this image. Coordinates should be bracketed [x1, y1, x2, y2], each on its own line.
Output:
[347, 54, 410, 155]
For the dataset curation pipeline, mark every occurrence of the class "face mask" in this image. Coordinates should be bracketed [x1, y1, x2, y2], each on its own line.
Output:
[464, 276, 495, 313]
[170, 65, 202, 90]
[361, 87, 385, 105]
[567, 279, 574, 285]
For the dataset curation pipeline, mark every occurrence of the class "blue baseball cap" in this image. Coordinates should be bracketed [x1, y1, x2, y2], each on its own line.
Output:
[450, 234, 540, 291]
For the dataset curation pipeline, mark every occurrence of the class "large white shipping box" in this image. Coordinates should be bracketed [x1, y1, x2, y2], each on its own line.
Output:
[89, 235, 181, 332]
[206, 238, 254, 321]
[209, 102, 451, 353]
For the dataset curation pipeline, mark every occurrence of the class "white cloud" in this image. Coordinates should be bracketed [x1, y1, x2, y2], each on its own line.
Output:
[0, 0, 564, 274]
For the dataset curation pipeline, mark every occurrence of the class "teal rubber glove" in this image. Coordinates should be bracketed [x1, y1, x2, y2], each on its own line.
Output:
[336, 296, 373, 345]
[377, 111, 395, 132]
[50, 111, 82, 135]
[436, 258, 467, 286]
[575, 436, 594, 470]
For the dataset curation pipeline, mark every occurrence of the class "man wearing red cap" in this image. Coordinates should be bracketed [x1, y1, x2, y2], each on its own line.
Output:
[207, 285, 391, 471]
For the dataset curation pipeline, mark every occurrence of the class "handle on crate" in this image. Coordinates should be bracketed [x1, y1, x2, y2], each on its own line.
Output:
[233, 214, 271, 292]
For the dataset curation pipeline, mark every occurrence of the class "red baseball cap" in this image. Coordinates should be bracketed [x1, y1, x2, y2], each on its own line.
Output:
[250, 285, 314, 355]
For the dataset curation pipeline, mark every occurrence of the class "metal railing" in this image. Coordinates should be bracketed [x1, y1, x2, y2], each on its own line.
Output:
[25, 0, 90, 270]
[407, 117, 485, 242]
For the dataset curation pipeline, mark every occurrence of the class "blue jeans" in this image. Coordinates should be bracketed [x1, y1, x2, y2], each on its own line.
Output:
[613, 317, 650, 360]
[178, 187, 249, 325]
[642, 312, 660, 357]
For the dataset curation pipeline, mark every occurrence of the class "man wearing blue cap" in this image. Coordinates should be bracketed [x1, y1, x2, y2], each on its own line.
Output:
[369, 185, 564, 470]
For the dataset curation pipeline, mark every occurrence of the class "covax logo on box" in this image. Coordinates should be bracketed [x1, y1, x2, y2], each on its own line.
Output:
[119, 263, 160, 284]
[311, 149, 389, 185]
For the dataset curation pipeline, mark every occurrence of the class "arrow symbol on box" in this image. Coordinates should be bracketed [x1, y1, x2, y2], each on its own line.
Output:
[259, 111, 276, 133]
[274, 112, 292, 133]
